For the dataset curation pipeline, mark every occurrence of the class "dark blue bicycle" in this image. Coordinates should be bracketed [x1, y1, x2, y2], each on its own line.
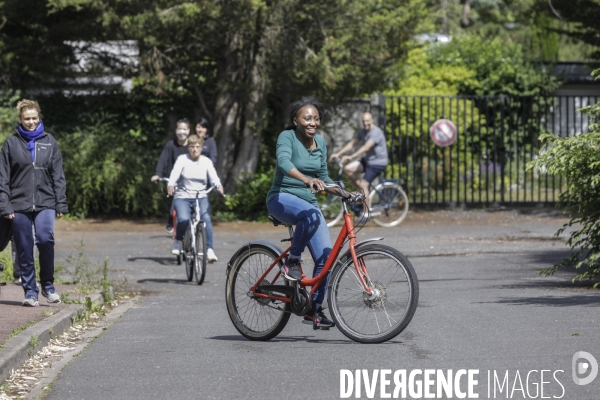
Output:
[317, 158, 409, 227]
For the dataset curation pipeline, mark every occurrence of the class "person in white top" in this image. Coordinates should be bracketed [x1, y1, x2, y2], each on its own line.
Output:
[167, 134, 224, 262]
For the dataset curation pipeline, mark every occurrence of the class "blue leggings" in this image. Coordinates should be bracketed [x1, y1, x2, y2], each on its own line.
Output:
[267, 193, 332, 306]
[12, 209, 56, 299]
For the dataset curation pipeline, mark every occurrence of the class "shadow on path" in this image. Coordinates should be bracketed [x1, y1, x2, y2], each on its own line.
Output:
[208, 335, 403, 345]
[137, 278, 192, 285]
[128, 257, 177, 266]
[482, 295, 600, 307]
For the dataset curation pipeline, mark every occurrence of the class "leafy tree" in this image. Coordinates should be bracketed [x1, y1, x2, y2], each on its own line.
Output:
[529, 70, 600, 286]
[116, 0, 429, 190]
[429, 34, 559, 95]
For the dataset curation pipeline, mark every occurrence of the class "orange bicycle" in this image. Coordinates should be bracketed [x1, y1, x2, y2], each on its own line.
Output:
[225, 183, 419, 344]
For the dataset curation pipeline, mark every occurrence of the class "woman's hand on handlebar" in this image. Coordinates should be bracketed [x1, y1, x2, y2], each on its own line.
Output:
[151, 175, 160, 182]
[305, 177, 326, 192]
[216, 185, 224, 196]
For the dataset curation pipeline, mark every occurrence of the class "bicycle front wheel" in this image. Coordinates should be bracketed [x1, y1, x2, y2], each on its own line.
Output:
[369, 182, 409, 228]
[226, 246, 291, 341]
[183, 228, 193, 282]
[316, 192, 343, 227]
[328, 244, 419, 343]
[195, 225, 207, 285]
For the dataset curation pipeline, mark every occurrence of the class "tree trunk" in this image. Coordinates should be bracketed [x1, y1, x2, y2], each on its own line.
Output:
[226, 47, 269, 192]
[214, 34, 243, 186]
[461, 0, 471, 27]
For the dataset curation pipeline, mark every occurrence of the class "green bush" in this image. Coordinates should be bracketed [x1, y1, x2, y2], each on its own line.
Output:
[217, 168, 274, 221]
[38, 89, 194, 218]
[529, 73, 600, 286]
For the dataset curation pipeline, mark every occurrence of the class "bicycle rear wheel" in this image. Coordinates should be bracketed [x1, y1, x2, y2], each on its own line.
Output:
[328, 244, 419, 343]
[316, 192, 343, 227]
[183, 228, 193, 282]
[195, 225, 207, 285]
[226, 246, 290, 341]
[369, 182, 409, 228]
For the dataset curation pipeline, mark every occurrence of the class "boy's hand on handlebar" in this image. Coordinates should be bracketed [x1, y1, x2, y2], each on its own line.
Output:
[328, 154, 339, 162]
[340, 155, 352, 164]
[167, 185, 175, 196]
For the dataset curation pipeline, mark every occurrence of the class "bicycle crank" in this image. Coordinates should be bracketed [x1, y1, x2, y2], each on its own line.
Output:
[290, 282, 312, 316]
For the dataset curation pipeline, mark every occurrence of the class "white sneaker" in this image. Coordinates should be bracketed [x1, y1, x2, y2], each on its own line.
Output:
[207, 248, 218, 263]
[42, 289, 62, 304]
[22, 297, 39, 307]
[171, 240, 182, 255]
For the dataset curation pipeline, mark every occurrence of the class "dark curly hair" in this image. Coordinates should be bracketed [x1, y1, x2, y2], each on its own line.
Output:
[284, 96, 324, 130]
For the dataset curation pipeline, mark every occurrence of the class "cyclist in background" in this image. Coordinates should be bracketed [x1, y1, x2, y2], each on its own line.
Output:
[329, 112, 388, 212]
[195, 117, 217, 165]
[168, 134, 223, 263]
[151, 119, 191, 233]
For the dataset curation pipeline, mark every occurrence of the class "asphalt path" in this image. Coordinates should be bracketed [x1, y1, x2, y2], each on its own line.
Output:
[43, 210, 600, 399]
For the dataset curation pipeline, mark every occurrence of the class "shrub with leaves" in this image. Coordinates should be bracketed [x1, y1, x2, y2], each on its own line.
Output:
[529, 73, 600, 286]
[218, 168, 275, 222]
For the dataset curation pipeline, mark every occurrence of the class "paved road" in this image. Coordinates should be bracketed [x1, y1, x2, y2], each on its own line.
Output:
[45, 210, 600, 399]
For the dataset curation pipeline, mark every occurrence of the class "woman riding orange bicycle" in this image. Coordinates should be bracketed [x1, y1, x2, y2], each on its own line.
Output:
[265, 96, 357, 328]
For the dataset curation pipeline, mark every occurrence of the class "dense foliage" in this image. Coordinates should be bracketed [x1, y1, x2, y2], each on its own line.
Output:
[529, 71, 600, 286]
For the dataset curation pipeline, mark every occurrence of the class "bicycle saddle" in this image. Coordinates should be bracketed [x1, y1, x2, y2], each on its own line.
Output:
[268, 215, 292, 228]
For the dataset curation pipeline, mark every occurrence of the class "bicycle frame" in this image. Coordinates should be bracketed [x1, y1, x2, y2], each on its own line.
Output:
[250, 197, 374, 304]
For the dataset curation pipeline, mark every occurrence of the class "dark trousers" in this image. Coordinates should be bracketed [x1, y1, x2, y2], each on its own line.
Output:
[12, 209, 56, 298]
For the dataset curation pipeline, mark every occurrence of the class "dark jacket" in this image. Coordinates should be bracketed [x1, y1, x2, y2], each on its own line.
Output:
[0, 130, 68, 215]
[154, 139, 188, 177]
[201, 137, 218, 166]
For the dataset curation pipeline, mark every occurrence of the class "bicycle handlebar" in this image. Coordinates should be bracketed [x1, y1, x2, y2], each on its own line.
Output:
[175, 185, 215, 195]
[313, 183, 365, 202]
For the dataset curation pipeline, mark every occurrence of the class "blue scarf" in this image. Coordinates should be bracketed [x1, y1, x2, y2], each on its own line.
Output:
[17, 120, 45, 162]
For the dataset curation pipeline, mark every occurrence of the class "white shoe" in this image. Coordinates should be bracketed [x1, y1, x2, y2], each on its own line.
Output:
[207, 248, 218, 263]
[171, 240, 182, 255]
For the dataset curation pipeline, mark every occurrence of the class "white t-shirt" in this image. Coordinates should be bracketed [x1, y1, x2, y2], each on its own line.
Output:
[168, 154, 222, 199]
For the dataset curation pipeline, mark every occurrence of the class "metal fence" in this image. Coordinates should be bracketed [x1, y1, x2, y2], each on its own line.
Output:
[383, 95, 598, 206]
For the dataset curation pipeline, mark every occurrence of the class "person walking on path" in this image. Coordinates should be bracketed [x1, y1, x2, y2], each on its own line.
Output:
[151, 118, 191, 233]
[0, 99, 68, 307]
[329, 112, 388, 210]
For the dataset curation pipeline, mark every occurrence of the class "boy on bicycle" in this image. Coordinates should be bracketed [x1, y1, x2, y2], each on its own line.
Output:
[167, 134, 224, 263]
[329, 112, 388, 212]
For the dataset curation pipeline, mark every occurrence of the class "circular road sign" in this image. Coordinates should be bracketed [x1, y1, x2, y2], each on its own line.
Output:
[430, 119, 457, 147]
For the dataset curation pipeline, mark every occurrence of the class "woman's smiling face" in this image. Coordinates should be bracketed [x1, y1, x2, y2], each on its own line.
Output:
[294, 105, 320, 139]
[19, 108, 40, 131]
